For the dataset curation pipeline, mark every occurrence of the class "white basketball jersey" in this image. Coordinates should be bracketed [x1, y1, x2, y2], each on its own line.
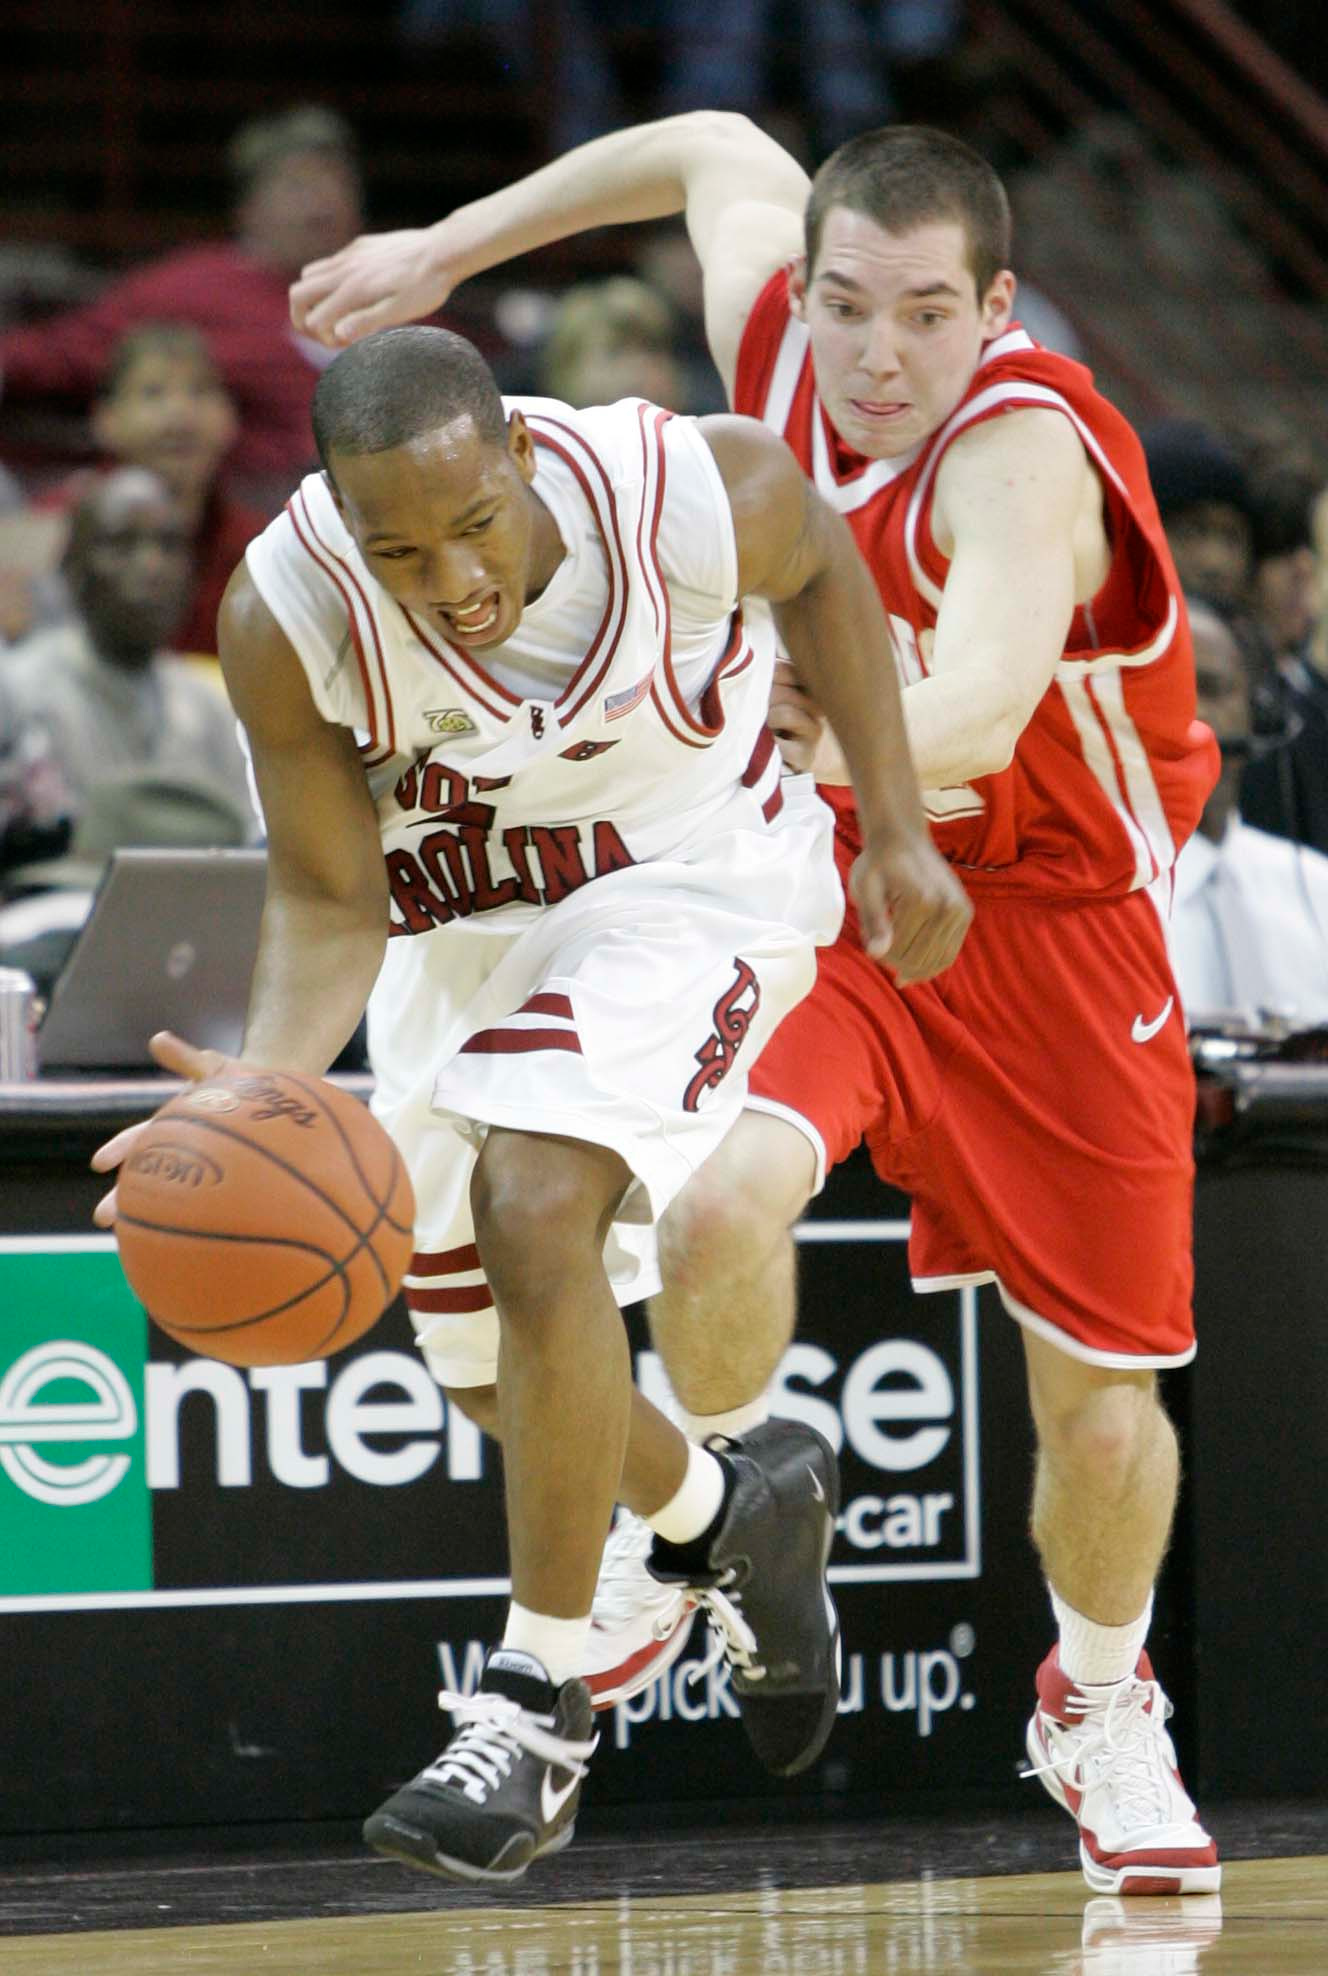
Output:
[245, 397, 786, 940]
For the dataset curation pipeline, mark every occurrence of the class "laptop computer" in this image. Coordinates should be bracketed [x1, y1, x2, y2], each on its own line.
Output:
[36, 847, 268, 1071]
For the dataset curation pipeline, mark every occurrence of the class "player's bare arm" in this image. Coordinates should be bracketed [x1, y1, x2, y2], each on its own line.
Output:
[216, 565, 390, 1073]
[783, 408, 1102, 791]
[291, 112, 805, 395]
[701, 414, 972, 982]
[91, 568, 390, 1223]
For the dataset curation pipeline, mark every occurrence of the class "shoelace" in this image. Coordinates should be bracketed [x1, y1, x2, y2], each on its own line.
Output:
[1023, 1676, 1180, 1829]
[423, 1690, 598, 1807]
[686, 1571, 768, 1687]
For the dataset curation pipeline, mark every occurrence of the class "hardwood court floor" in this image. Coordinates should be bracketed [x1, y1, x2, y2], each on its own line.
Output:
[1, 1806, 1323, 1974]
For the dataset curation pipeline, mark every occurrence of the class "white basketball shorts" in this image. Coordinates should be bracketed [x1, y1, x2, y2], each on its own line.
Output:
[367, 776, 840, 1388]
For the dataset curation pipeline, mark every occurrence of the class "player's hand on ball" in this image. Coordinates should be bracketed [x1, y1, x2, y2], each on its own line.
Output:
[91, 1031, 233, 1227]
[851, 835, 972, 983]
[291, 226, 458, 348]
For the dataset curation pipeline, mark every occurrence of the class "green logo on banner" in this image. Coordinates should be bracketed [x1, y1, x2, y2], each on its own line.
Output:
[0, 1244, 151, 1596]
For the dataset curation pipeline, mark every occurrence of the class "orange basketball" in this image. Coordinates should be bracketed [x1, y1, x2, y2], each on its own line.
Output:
[114, 1068, 415, 1366]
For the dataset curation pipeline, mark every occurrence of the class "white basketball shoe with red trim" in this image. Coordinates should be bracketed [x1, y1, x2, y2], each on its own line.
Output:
[1025, 1647, 1221, 1895]
[581, 1512, 697, 1711]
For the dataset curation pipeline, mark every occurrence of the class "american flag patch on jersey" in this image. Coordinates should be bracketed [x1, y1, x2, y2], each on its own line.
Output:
[603, 672, 652, 721]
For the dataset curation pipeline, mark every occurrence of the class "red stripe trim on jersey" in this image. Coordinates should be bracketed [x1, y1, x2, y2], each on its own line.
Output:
[410, 1243, 481, 1275]
[645, 402, 737, 743]
[649, 678, 709, 749]
[405, 1283, 495, 1314]
[518, 992, 574, 1020]
[741, 725, 777, 788]
[292, 489, 397, 757]
[287, 493, 382, 753]
[695, 614, 754, 735]
[1086, 676, 1159, 883]
[459, 1028, 584, 1056]
[527, 417, 630, 725]
[635, 402, 670, 647]
[762, 784, 785, 823]
[402, 607, 520, 722]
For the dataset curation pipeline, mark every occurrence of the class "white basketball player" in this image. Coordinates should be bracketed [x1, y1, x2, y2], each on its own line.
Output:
[94, 325, 969, 1886]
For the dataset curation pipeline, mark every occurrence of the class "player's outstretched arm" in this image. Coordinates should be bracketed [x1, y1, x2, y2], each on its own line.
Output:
[703, 416, 972, 982]
[290, 111, 806, 398]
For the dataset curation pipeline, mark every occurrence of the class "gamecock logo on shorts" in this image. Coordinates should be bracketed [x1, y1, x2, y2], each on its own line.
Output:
[682, 959, 761, 1113]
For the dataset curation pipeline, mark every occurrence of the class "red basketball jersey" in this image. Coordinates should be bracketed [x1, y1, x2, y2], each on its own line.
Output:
[734, 273, 1219, 899]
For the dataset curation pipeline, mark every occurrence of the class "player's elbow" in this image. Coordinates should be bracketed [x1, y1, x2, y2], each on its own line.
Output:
[970, 706, 1026, 778]
[986, 715, 1022, 776]
[680, 109, 767, 150]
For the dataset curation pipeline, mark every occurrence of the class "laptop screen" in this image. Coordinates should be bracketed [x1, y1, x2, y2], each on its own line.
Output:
[36, 848, 267, 1072]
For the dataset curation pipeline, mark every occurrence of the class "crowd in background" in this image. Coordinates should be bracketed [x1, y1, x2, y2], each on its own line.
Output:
[0, 69, 1325, 1036]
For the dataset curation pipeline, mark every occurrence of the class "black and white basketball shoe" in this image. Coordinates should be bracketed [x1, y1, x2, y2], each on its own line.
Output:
[649, 1417, 842, 1777]
[363, 1647, 598, 1886]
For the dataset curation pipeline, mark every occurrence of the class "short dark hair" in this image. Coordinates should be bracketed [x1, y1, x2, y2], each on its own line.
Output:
[1248, 462, 1323, 561]
[312, 327, 508, 480]
[1142, 420, 1253, 522]
[98, 322, 223, 402]
[805, 126, 1012, 299]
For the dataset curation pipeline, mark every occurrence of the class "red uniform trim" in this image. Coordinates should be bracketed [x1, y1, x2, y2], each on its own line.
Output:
[459, 1028, 583, 1056]
[409, 1242, 481, 1275]
[290, 488, 397, 758]
[405, 1283, 495, 1314]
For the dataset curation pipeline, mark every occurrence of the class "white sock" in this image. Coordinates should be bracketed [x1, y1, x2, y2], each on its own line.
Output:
[1052, 1586, 1153, 1688]
[680, 1395, 770, 1442]
[501, 1602, 590, 1688]
[647, 1441, 727, 1545]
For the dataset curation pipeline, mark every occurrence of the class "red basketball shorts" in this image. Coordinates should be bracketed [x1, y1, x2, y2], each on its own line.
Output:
[748, 878, 1197, 1366]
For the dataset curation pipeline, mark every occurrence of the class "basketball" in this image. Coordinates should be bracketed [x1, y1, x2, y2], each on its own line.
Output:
[114, 1068, 415, 1366]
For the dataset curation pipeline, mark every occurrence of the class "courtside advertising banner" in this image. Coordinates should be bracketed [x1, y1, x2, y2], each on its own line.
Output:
[0, 1174, 1049, 1830]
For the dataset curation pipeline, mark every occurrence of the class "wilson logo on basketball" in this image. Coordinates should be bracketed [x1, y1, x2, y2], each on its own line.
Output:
[127, 1145, 223, 1189]
[683, 959, 761, 1113]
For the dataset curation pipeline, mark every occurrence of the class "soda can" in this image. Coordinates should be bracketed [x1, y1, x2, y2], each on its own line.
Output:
[0, 967, 38, 1081]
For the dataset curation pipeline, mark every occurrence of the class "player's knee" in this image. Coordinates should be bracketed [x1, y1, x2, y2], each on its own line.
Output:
[659, 1112, 810, 1283]
[470, 1132, 614, 1300]
[1036, 1378, 1161, 1492]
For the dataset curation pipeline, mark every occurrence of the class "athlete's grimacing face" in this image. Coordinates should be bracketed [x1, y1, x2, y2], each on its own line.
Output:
[791, 210, 1015, 461]
[329, 412, 563, 649]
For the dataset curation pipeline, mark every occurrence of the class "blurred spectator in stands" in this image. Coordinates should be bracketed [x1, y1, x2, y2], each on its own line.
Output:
[0, 106, 362, 510]
[633, 225, 729, 412]
[1157, 596, 1328, 1030]
[0, 470, 253, 837]
[1241, 482, 1328, 859]
[536, 276, 688, 408]
[0, 464, 69, 649]
[1246, 460, 1322, 666]
[657, 0, 963, 154]
[1143, 419, 1254, 610]
[35, 326, 265, 661]
[0, 715, 70, 896]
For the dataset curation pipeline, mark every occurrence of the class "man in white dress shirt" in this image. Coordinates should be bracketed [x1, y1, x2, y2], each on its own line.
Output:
[1161, 597, 1328, 1029]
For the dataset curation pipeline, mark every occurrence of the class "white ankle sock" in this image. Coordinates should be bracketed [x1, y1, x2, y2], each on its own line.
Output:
[1051, 1586, 1153, 1688]
[680, 1395, 770, 1442]
[647, 1441, 727, 1545]
[501, 1603, 590, 1688]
